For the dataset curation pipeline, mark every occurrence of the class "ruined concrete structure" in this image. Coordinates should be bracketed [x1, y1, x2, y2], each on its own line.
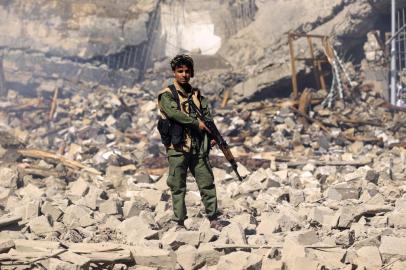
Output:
[0, 0, 404, 99]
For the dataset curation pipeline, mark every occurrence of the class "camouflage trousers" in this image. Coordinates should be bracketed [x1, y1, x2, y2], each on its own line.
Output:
[166, 152, 218, 222]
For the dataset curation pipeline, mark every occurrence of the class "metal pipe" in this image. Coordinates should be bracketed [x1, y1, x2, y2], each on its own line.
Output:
[391, 0, 397, 105]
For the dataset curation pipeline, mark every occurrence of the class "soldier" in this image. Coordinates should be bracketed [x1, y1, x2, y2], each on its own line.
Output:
[157, 54, 222, 230]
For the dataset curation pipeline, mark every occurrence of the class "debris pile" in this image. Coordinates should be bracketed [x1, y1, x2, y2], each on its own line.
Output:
[0, 76, 406, 270]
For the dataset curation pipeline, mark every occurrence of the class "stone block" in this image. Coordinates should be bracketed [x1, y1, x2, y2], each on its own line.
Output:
[380, 236, 406, 256]
[365, 170, 379, 184]
[131, 246, 176, 270]
[105, 165, 124, 188]
[62, 205, 95, 228]
[199, 219, 218, 243]
[119, 216, 158, 244]
[216, 251, 262, 270]
[197, 243, 223, 266]
[0, 239, 14, 253]
[256, 212, 280, 236]
[19, 184, 45, 199]
[291, 257, 323, 270]
[306, 247, 346, 269]
[123, 197, 149, 218]
[260, 258, 283, 270]
[0, 166, 18, 188]
[353, 246, 382, 269]
[176, 245, 199, 270]
[99, 199, 121, 215]
[326, 186, 359, 200]
[41, 201, 63, 222]
[68, 178, 90, 197]
[388, 212, 406, 229]
[46, 258, 79, 270]
[162, 228, 201, 250]
[29, 215, 53, 234]
[219, 222, 247, 245]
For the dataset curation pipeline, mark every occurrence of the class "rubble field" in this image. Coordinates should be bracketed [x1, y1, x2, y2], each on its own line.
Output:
[0, 73, 406, 270]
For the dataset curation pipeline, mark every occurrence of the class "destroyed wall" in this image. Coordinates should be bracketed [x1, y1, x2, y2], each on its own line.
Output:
[220, 0, 401, 101]
[0, 0, 159, 96]
[0, 0, 256, 98]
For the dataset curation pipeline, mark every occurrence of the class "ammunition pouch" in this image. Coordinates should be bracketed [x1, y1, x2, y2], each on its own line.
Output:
[157, 117, 171, 147]
[157, 84, 184, 147]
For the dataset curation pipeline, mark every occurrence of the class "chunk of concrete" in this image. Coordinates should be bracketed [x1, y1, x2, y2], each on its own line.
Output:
[176, 245, 199, 270]
[199, 219, 218, 243]
[379, 236, 406, 256]
[68, 178, 90, 197]
[46, 258, 79, 270]
[131, 246, 176, 270]
[119, 216, 158, 244]
[260, 258, 283, 270]
[41, 201, 63, 222]
[353, 246, 382, 269]
[197, 243, 223, 266]
[306, 247, 346, 269]
[19, 183, 45, 199]
[99, 199, 121, 215]
[0, 167, 18, 188]
[161, 228, 201, 250]
[29, 215, 53, 234]
[219, 222, 247, 245]
[308, 206, 338, 228]
[326, 185, 359, 201]
[62, 205, 95, 228]
[256, 212, 280, 236]
[388, 212, 406, 229]
[0, 239, 15, 253]
[123, 197, 149, 218]
[291, 257, 324, 270]
[216, 251, 262, 270]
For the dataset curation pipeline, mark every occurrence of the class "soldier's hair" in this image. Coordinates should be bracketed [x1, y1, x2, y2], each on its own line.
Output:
[170, 54, 194, 77]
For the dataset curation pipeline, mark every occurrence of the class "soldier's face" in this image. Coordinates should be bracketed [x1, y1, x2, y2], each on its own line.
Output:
[174, 65, 191, 85]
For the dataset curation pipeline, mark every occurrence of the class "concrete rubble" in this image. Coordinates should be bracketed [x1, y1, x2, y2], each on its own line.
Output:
[0, 1, 405, 270]
[1, 67, 406, 269]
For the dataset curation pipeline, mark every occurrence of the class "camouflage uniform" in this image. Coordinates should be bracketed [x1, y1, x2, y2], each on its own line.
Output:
[158, 80, 218, 222]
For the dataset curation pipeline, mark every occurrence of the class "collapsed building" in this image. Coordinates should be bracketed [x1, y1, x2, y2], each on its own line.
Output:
[0, 0, 406, 270]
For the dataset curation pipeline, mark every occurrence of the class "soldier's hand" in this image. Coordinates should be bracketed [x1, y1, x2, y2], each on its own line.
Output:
[198, 120, 211, 133]
[210, 140, 217, 147]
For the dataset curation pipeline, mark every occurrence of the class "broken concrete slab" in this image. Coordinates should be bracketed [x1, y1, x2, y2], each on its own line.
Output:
[130, 246, 176, 270]
[379, 236, 406, 257]
[161, 228, 201, 250]
[216, 251, 262, 270]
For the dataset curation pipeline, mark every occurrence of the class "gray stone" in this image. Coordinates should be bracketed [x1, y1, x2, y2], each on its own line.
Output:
[365, 170, 379, 184]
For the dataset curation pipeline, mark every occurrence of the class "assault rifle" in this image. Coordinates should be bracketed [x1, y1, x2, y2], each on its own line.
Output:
[188, 98, 243, 181]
